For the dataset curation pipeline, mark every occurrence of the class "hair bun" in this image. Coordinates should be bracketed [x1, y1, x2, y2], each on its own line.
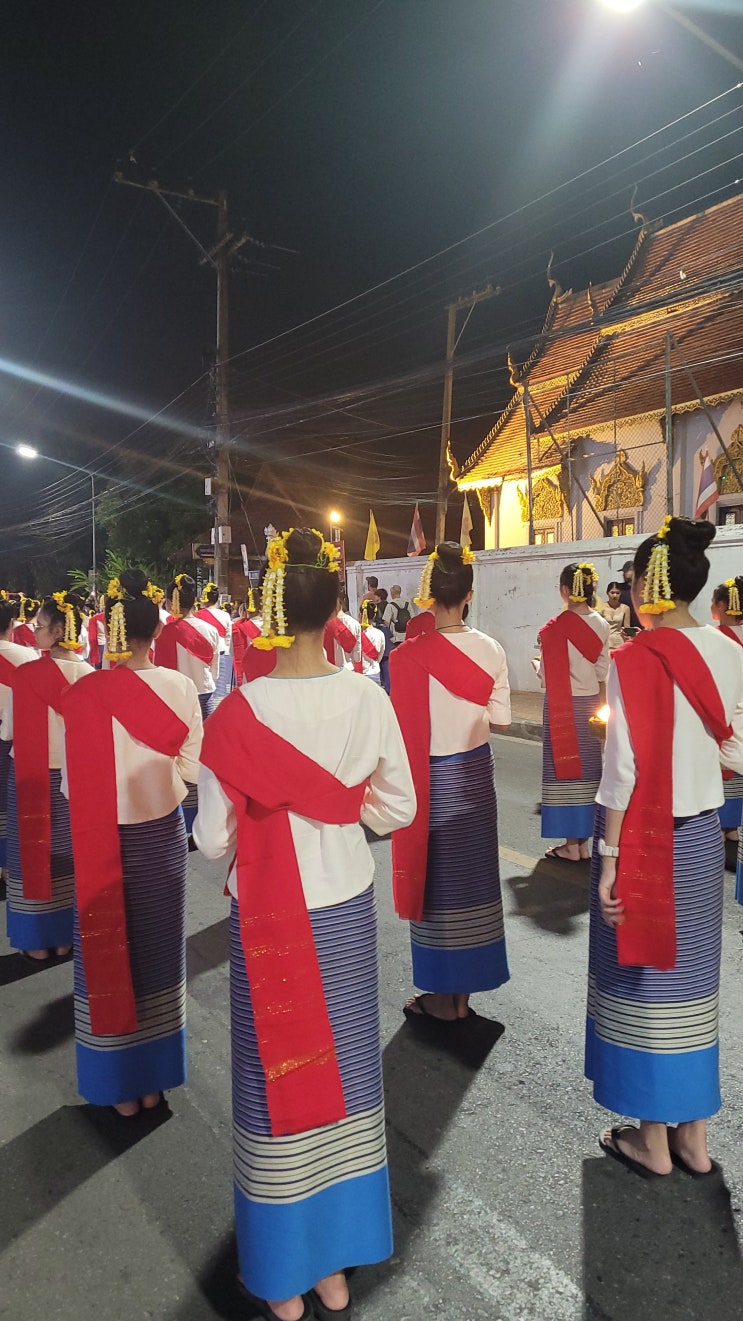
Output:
[436, 541, 465, 564]
[285, 528, 322, 565]
[666, 516, 716, 557]
[119, 567, 150, 597]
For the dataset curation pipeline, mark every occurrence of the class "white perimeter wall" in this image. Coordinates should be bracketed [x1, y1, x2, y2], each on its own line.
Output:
[349, 523, 743, 691]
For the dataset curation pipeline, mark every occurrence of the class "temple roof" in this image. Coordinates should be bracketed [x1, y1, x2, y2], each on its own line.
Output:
[457, 193, 743, 488]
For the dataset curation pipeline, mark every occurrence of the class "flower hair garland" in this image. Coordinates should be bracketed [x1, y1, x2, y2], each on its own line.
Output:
[640, 516, 676, 615]
[725, 578, 742, 617]
[51, 591, 82, 652]
[254, 529, 340, 650]
[170, 572, 189, 620]
[414, 543, 475, 609]
[569, 562, 598, 603]
[247, 587, 256, 614]
[103, 578, 133, 661]
[200, 581, 218, 605]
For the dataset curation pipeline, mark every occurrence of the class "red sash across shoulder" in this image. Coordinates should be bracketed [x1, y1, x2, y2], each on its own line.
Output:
[62, 668, 190, 1034]
[539, 612, 603, 780]
[389, 631, 494, 921]
[200, 691, 368, 1136]
[155, 617, 214, 669]
[323, 615, 358, 667]
[13, 623, 37, 649]
[0, 653, 20, 689]
[361, 630, 381, 662]
[12, 655, 73, 900]
[718, 623, 743, 647]
[195, 607, 227, 639]
[613, 629, 731, 970]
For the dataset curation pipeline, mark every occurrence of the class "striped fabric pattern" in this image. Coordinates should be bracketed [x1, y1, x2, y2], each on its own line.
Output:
[585, 805, 724, 1122]
[181, 781, 198, 834]
[541, 693, 602, 838]
[0, 738, 10, 868]
[5, 764, 74, 950]
[735, 832, 743, 906]
[214, 652, 233, 702]
[231, 885, 393, 1300]
[74, 807, 188, 1105]
[198, 691, 215, 720]
[410, 744, 509, 994]
[718, 772, 743, 829]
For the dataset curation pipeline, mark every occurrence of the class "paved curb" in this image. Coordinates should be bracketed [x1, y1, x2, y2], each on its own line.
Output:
[500, 718, 543, 744]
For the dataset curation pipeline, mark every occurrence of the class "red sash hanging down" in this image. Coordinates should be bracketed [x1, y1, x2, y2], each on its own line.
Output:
[361, 630, 382, 662]
[154, 617, 215, 670]
[12, 655, 73, 900]
[62, 668, 189, 1035]
[405, 611, 434, 641]
[389, 631, 494, 921]
[201, 691, 368, 1137]
[613, 629, 732, 970]
[718, 623, 743, 646]
[323, 615, 359, 669]
[0, 653, 20, 689]
[195, 607, 227, 639]
[13, 623, 37, 649]
[231, 618, 261, 683]
[86, 612, 106, 667]
[539, 612, 603, 780]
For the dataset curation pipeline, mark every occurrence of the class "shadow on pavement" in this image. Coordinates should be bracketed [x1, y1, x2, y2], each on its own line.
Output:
[186, 917, 230, 980]
[505, 858, 590, 935]
[9, 991, 74, 1053]
[0, 1102, 171, 1256]
[583, 1155, 743, 1321]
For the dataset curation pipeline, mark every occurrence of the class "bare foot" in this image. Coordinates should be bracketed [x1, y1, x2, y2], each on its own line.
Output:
[602, 1126, 672, 1175]
[112, 1099, 140, 1118]
[23, 949, 50, 961]
[405, 993, 457, 1021]
[668, 1122, 713, 1174]
[313, 1270, 350, 1310]
[453, 993, 471, 1019]
[141, 1092, 162, 1110]
[545, 844, 582, 862]
[265, 1296, 305, 1321]
[55, 945, 72, 957]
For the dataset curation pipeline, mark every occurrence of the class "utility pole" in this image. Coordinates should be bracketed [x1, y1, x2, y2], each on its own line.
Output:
[113, 172, 262, 594]
[436, 283, 500, 545]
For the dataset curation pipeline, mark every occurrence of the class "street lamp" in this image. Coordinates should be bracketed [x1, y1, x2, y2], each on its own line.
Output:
[16, 444, 98, 589]
[597, 0, 743, 73]
[328, 510, 343, 543]
[598, 0, 644, 10]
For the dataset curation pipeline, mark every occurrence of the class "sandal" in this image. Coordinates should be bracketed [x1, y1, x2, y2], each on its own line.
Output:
[544, 847, 584, 864]
[599, 1126, 670, 1179]
[309, 1286, 352, 1319]
[237, 1279, 313, 1321]
[402, 994, 457, 1024]
[668, 1148, 721, 1179]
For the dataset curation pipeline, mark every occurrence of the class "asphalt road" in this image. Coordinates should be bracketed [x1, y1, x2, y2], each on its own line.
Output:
[2, 735, 742, 1321]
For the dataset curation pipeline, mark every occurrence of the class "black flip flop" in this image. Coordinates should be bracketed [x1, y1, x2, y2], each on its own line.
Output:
[544, 848, 585, 864]
[237, 1280, 314, 1321]
[669, 1149, 721, 1179]
[308, 1286, 352, 1320]
[598, 1127, 669, 1180]
[402, 995, 458, 1025]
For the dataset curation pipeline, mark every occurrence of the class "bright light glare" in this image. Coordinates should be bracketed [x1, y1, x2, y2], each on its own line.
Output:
[598, 0, 645, 11]
[329, 509, 342, 524]
[16, 443, 38, 460]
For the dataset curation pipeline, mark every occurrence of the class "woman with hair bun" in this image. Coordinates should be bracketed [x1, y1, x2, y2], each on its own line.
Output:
[3, 592, 93, 960]
[589, 516, 743, 1177]
[60, 568, 202, 1117]
[359, 599, 386, 684]
[195, 582, 233, 700]
[194, 528, 415, 1321]
[0, 594, 35, 874]
[13, 596, 41, 651]
[391, 541, 511, 1023]
[538, 562, 610, 862]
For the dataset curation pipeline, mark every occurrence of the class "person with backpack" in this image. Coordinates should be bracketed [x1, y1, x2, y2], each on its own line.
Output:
[386, 585, 411, 646]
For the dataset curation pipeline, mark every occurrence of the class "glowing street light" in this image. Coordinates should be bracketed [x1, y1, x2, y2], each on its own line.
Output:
[16, 443, 39, 460]
[328, 509, 343, 543]
[598, 0, 644, 10]
[596, 0, 743, 73]
[14, 442, 97, 587]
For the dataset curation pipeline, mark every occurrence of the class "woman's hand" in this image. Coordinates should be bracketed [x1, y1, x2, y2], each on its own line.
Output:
[598, 857, 624, 927]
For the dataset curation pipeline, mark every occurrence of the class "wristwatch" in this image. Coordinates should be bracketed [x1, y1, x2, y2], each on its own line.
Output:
[598, 839, 620, 858]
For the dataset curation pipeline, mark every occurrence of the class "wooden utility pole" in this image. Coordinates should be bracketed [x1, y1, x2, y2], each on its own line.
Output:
[113, 173, 249, 593]
[435, 283, 500, 545]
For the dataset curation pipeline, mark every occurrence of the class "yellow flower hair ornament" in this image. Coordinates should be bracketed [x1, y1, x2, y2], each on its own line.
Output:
[414, 550, 438, 609]
[361, 601, 370, 629]
[255, 532, 295, 650]
[170, 572, 189, 620]
[640, 519, 676, 615]
[461, 547, 476, 565]
[569, 561, 598, 603]
[247, 587, 256, 614]
[104, 601, 133, 663]
[725, 578, 742, 617]
[145, 582, 165, 605]
[200, 581, 218, 604]
[51, 591, 82, 651]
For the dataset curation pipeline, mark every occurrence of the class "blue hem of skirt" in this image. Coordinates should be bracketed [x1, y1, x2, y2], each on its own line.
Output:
[718, 798, 742, 829]
[235, 1166, 393, 1300]
[585, 1016, 721, 1122]
[76, 1028, 187, 1105]
[412, 939, 510, 994]
[736, 861, 743, 905]
[7, 905, 73, 950]
[541, 803, 595, 838]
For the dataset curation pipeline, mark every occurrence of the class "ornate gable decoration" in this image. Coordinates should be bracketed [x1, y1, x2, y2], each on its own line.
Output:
[517, 468, 565, 523]
[713, 426, 743, 495]
[589, 450, 646, 512]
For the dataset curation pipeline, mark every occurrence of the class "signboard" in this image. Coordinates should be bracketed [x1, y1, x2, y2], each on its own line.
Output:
[241, 543, 250, 577]
[192, 543, 215, 563]
[337, 539, 346, 584]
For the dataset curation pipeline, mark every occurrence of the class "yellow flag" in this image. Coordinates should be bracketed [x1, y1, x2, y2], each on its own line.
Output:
[364, 509, 380, 560]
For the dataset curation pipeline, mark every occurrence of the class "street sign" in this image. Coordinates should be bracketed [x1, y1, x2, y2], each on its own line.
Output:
[192, 543, 215, 562]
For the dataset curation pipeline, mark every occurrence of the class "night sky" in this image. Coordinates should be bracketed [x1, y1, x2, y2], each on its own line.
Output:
[1, 0, 741, 579]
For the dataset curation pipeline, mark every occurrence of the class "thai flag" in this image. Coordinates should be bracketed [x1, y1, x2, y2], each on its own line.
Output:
[407, 502, 426, 556]
[694, 450, 718, 520]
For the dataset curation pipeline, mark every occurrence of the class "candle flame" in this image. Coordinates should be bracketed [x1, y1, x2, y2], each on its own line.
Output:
[596, 704, 610, 723]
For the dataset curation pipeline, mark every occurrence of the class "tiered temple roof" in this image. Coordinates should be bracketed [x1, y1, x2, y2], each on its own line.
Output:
[457, 193, 743, 488]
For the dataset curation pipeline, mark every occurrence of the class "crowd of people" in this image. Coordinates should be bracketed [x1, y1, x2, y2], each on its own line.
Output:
[1, 516, 742, 1321]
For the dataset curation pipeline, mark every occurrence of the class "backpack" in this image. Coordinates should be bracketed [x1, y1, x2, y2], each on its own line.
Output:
[390, 600, 411, 636]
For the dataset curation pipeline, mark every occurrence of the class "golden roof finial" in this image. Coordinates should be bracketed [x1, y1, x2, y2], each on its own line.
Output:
[546, 251, 563, 300]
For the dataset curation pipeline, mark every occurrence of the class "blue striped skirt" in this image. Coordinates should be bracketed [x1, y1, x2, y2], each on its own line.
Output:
[231, 885, 392, 1301]
[5, 763, 74, 951]
[719, 772, 743, 830]
[214, 652, 233, 701]
[735, 833, 743, 906]
[182, 782, 198, 834]
[198, 691, 215, 721]
[74, 807, 188, 1105]
[541, 693, 602, 839]
[585, 805, 723, 1123]
[0, 738, 11, 869]
[410, 744, 509, 995]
